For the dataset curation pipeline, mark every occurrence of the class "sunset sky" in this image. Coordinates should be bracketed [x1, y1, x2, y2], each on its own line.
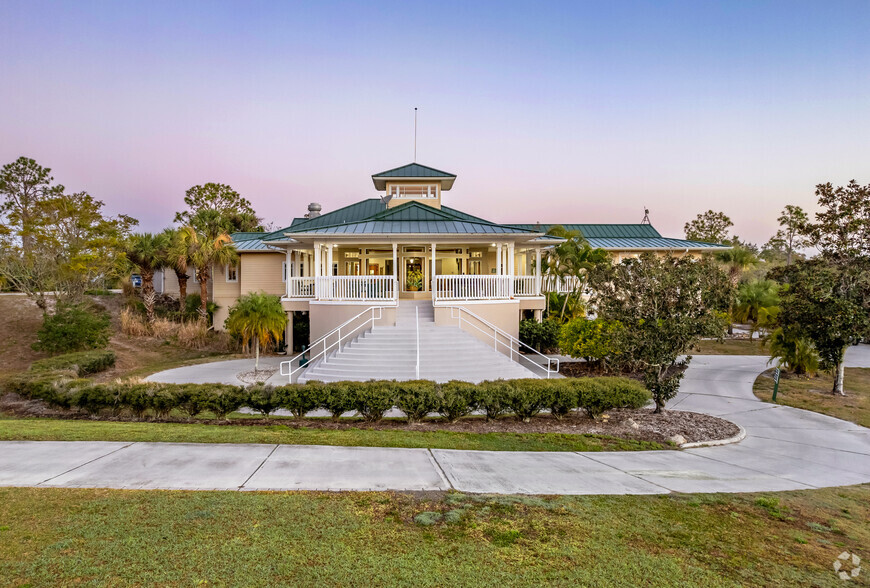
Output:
[1, 1, 868, 244]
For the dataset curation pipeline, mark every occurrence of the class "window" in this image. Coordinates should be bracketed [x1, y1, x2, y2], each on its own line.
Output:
[389, 184, 438, 199]
[282, 262, 287, 282]
[226, 265, 238, 283]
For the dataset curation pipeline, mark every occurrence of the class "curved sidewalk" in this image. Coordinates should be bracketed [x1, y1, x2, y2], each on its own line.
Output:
[2, 348, 869, 495]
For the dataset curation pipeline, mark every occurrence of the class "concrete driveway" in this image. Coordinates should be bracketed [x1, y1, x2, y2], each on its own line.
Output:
[2, 346, 869, 495]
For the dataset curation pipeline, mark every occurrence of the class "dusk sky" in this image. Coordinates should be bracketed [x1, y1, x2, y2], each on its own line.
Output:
[2, 1, 868, 244]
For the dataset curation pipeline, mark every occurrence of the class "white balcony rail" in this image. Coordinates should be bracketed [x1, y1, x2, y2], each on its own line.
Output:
[415, 306, 420, 379]
[513, 275, 539, 297]
[279, 306, 388, 383]
[286, 277, 315, 298]
[433, 275, 511, 302]
[543, 275, 581, 294]
[446, 305, 559, 378]
[317, 276, 396, 301]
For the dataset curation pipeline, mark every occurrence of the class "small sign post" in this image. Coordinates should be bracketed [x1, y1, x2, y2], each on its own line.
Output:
[772, 367, 781, 402]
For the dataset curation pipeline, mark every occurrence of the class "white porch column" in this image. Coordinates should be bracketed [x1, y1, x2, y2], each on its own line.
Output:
[496, 243, 503, 275]
[313, 242, 322, 298]
[285, 249, 292, 297]
[508, 242, 515, 298]
[535, 248, 542, 295]
[392, 243, 398, 300]
[431, 242, 436, 296]
[326, 243, 334, 276]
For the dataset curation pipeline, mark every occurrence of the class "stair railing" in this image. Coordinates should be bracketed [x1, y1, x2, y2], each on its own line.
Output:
[279, 306, 388, 383]
[446, 305, 559, 378]
[415, 305, 420, 379]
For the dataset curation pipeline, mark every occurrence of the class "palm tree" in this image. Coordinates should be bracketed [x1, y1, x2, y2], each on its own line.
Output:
[733, 279, 779, 340]
[225, 292, 288, 370]
[183, 210, 238, 321]
[126, 232, 170, 324]
[161, 227, 193, 313]
[715, 246, 758, 286]
[544, 226, 609, 321]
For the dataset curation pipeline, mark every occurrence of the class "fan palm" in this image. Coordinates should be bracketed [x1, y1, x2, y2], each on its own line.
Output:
[733, 279, 780, 340]
[544, 226, 609, 321]
[225, 291, 288, 370]
[126, 232, 170, 324]
[183, 210, 239, 321]
[715, 246, 758, 286]
[161, 227, 193, 313]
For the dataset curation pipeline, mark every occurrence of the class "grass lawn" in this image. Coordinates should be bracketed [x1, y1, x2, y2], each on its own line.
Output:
[1, 485, 868, 587]
[0, 415, 664, 452]
[692, 338, 768, 356]
[754, 368, 870, 428]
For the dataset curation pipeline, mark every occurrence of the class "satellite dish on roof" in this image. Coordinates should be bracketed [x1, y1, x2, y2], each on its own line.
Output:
[381, 194, 393, 205]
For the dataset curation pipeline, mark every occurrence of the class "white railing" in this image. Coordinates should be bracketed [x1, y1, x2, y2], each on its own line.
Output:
[513, 275, 539, 297]
[317, 276, 396, 301]
[415, 306, 420, 379]
[433, 275, 511, 302]
[286, 277, 315, 298]
[279, 306, 388, 383]
[446, 306, 560, 378]
[543, 275, 581, 294]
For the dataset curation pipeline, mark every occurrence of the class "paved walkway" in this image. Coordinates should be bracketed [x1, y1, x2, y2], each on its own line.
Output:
[2, 347, 869, 495]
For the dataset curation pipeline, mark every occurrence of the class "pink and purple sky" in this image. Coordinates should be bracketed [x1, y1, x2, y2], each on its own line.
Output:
[1, 1, 868, 244]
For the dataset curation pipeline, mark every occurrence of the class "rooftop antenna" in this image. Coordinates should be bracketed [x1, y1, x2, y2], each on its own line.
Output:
[414, 107, 418, 162]
[641, 207, 651, 224]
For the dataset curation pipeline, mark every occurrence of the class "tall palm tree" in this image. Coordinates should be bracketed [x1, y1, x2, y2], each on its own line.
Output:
[225, 292, 288, 370]
[715, 246, 758, 286]
[126, 232, 170, 324]
[183, 210, 238, 321]
[161, 227, 193, 313]
[544, 226, 609, 321]
[733, 279, 779, 340]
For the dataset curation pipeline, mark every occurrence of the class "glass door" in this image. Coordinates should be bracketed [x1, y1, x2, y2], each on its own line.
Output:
[403, 257, 424, 292]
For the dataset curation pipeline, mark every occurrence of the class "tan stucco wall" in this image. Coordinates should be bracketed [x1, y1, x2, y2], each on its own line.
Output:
[309, 303, 397, 343]
[434, 301, 520, 353]
[518, 297, 546, 311]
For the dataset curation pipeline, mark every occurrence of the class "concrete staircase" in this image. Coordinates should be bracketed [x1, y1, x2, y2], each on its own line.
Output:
[297, 300, 538, 383]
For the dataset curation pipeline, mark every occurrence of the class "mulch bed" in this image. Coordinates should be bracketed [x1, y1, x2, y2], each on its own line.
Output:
[1, 393, 739, 445]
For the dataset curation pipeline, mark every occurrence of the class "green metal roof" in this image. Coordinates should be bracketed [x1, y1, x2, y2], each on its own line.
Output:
[231, 231, 268, 241]
[508, 224, 663, 238]
[372, 163, 455, 179]
[264, 199, 386, 240]
[585, 237, 729, 250]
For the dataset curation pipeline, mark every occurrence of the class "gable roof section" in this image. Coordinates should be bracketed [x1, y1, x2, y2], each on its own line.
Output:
[276, 201, 539, 236]
[264, 199, 387, 241]
[507, 223, 727, 250]
[508, 224, 663, 238]
[372, 162, 457, 190]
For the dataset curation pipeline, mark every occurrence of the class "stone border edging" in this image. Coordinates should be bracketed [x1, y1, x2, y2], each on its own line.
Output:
[679, 423, 746, 449]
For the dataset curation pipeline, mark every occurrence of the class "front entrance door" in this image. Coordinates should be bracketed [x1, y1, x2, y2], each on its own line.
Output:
[403, 257, 424, 292]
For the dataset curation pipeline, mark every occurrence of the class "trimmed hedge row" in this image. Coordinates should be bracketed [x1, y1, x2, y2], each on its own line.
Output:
[4, 371, 650, 423]
[30, 350, 116, 377]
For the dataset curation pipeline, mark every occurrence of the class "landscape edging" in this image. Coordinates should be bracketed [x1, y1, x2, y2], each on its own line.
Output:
[679, 423, 746, 449]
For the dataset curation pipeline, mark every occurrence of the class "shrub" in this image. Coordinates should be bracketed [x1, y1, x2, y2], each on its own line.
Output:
[30, 350, 116, 377]
[3, 369, 78, 408]
[767, 327, 819, 375]
[184, 294, 219, 323]
[175, 319, 211, 350]
[321, 381, 355, 420]
[519, 319, 561, 353]
[246, 384, 282, 417]
[120, 307, 150, 337]
[32, 302, 111, 353]
[393, 380, 438, 423]
[276, 383, 323, 419]
[199, 385, 246, 420]
[545, 379, 579, 419]
[354, 380, 396, 422]
[175, 384, 209, 418]
[576, 377, 649, 419]
[475, 380, 509, 421]
[119, 382, 152, 418]
[503, 379, 550, 422]
[437, 380, 477, 423]
[70, 382, 121, 416]
[148, 386, 180, 419]
[558, 318, 623, 369]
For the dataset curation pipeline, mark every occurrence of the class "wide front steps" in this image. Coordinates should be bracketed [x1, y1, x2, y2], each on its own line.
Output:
[297, 309, 537, 383]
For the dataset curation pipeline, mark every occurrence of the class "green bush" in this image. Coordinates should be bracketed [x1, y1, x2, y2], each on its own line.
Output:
[246, 384, 282, 417]
[519, 319, 561, 353]
[558, 318, 623, 368]
[70, 382, 120, 416]
[276, 383, 323, 419]
[174, 384, 209, 418]
[354, 380, 395, 422]
[474, 380, 509, 421]
[437, 380, 477, 422]
[545, 379, 579, 419]
[31, 302, 112, 354]
[503, 379, 550, 422]
[148, 386, 180, 419]
[321, 381, 355, 420]
[30, 350, 116, 377]
[199, 385, 246, 420]
[576, 377, 649, 418]
[394, 380, 439, 423]
[119, 383, 152, 419]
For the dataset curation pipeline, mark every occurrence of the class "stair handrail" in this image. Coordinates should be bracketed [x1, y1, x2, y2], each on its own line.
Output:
[415, 305, 420, 379]
[280, 305, 388, 383]
[447, 305, 559, 378]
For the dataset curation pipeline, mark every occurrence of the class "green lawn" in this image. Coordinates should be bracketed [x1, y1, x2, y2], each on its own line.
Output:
[0, 415, 663, 452]
[1, 485, 868, 586]
[754, 367, 870, 428]
[692, 338, 768, 356]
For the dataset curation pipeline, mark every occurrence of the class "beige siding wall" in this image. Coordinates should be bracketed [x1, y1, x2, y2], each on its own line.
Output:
[212, 252, 284, 331]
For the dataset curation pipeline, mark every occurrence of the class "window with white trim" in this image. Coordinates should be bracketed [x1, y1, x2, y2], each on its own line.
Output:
[226, 265, 238, 283]
[282, 262, 287, 282]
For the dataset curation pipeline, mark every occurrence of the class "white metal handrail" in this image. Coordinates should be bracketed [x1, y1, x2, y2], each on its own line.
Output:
[279, 306, 389, 382]
[447, 305, 559, 379]
[415, 306, 420, 379]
